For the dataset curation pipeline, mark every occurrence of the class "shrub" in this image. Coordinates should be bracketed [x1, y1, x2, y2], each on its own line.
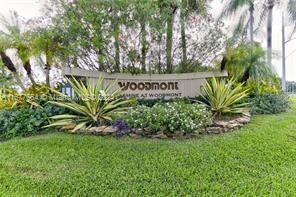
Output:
[249, 92, 291, 114]
[124, 102, 212, 133]
[112, 119, 130, 137]
[0, 103, 67, 139]
[201, 77, 249, 117]
[0, 84, 51, 110]
[246, 79, 280, 96]
[46, 76, 135, 132]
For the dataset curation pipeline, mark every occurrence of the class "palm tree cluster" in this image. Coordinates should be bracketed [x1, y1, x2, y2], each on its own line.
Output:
[222, 0, 296, 68]
[0, 11, 65, 89]
[0, 0, 296, 90]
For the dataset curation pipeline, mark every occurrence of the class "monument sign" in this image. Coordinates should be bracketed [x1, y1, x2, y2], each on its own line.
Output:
[62, 67, 227, 99]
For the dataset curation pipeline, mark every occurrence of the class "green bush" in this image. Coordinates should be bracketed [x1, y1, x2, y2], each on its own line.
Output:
[249, 92, 291, 114]
[46, 76, 135, 132]
[201, 77, 249, 117]
[245, 79, 281, 96]
[124, 102, 212, 133]
[0, 103, 67, 139]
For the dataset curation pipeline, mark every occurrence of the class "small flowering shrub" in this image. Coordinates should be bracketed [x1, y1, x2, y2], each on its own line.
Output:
[112, 119, 130, 137]
[125, 102, 212, 133]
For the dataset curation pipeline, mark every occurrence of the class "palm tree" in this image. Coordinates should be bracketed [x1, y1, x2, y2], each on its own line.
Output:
[0, 36, 25, 90]
[280, 0, 296, 90]
[15, 33, 37, 85]
[266, 0, 275, 68]
[158, 0, 178, 73]
[222, 0, 256, 45]
[288, 0, 296, 34]
[0, 11, 36, 85]
[32, 27, 65, 87]
[221, 42, 274, 83]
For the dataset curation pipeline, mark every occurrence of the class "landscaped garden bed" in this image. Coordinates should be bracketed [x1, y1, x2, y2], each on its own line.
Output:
[0, 99, 295, 195]
[0, 75, 291, 141]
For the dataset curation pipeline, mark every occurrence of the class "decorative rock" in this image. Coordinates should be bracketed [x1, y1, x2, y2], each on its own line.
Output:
[236, 117, 251, 124]
[226, 123, 243, 129]
[242, 112, 251, 118]
[151, 132, 168, 139]
[134, 128, 145, 135]
[206, 127, 224, 134]
[60, 124, 76, 130]
[89, 126, 107, 133]
[166, 131, 184, 138]
[102, 126, 116, 134]
[199, 128, 207, 134]
[214, 121, 229, 128]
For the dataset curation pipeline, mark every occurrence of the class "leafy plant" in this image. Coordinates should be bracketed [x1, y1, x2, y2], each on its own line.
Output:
[0, 103, 67, 139]
[221, 42, 276, 83]
[249, 92, 291, 114]
[201, 77, 249, 117]
[125, 101, 212, 133]
[0, 84, 51, 110]
[46, 76, 135, 132]
[246, 79, 280, 96]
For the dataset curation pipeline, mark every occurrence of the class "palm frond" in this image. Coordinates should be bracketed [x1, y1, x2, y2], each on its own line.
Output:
[288, 0, 296, 34]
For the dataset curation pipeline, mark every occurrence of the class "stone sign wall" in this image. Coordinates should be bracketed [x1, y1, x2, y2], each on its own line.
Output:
[62, 67, 227, 99]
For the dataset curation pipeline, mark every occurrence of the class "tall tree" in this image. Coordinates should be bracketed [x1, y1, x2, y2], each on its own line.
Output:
[0, 52, 25, 90]
[266, 0, 274, 68]
[222, 0, 256, 45]
[180, 0, 207, 64]
[16, 34, 37, 85]
[0, 11, 37, 85]
[32, 27, 65, 87]
[0, 36, 25, 91]
[158, 0, 178, 73]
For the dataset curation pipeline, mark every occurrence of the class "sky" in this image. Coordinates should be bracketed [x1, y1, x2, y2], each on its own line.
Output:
[0, 0, 295, 81]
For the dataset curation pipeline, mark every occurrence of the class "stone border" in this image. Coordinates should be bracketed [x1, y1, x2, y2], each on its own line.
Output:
[60, 112, 251, 139]
[201, 112, 251, 135]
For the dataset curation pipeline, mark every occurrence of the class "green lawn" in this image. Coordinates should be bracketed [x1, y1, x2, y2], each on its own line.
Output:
[1, 102, 296, 196]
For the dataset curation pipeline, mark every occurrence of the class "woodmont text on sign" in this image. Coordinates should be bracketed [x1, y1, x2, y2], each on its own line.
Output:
[62, 67, 227, 99]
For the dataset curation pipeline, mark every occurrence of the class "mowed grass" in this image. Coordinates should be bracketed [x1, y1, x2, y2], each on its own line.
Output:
[1, 101, 296, 196]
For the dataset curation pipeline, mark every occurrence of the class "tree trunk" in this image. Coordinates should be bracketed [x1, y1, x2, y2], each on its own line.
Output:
[282, 12, 286, 91]
[113, 20, 120, 72]
[241, 66, 251, 83]
[24, 60, 36, 85]
[98, 48, 105, 71]
[45, 61, 51, 87]
[180, 0, 187, 64]
[96, 28, 106, 72]
[267, 0, 274, 68]
[140, 19, 147, 73]
[249, 3, 254, 46]
[0, 51, 25, 91]
[166, 11, 175, 73]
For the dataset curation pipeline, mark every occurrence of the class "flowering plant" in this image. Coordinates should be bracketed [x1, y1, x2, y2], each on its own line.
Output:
[125, 101, 212, 133]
